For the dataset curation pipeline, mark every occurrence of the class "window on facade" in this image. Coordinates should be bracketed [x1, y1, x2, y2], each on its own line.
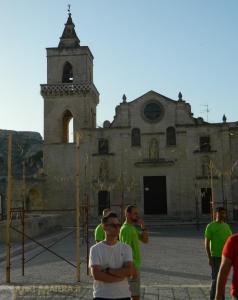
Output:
[62, 62, 73, 83]
[98, 191, 110, 215]
[200, 136, 211, 152]
[166, 127, 176, 146]
[98, 139, 109, 154]
[131, 128, 141, 146]
[63, 110, 74, 143]
[201, 188, 211, 214]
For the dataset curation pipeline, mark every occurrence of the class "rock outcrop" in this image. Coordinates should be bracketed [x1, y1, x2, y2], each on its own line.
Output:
[0, 130, 43, 177]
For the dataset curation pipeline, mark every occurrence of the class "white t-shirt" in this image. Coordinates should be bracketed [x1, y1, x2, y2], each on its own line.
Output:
[89, 241, 132, 299]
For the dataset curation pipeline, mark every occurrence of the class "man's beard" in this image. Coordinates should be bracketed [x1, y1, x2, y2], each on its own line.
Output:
[132, 217, 138, 223]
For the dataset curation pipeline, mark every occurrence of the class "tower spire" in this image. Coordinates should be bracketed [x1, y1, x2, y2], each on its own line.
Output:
[58, 5, 80, 49]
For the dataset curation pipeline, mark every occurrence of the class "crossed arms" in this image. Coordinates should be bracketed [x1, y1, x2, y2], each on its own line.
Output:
[91, 261, 134, 283]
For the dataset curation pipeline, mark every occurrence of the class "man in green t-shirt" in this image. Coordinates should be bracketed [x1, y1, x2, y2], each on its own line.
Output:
[94, 208, 111, 242]
[205, 206, 232, 300]
[119, 205, 149, 300]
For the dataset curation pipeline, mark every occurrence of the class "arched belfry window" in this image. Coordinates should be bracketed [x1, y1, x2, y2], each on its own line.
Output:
[131, 128, 141, 146]
[63, 110, 74, 143]
[62, 62, 73, 83]
[166, 127, 176, 146]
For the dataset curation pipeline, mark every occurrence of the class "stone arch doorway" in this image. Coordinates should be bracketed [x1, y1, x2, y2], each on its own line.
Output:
[26, 188, 43, 211]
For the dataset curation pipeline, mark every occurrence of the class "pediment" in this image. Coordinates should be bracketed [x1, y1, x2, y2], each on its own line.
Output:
[111, 89, 195, 127]
[129, 90, 177, 106]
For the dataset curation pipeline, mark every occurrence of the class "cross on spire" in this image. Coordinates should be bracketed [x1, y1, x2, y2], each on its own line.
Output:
[68, 4, 71, 15]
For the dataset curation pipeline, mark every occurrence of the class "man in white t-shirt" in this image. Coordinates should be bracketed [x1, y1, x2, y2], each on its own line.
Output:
[89, 212, 133, 300]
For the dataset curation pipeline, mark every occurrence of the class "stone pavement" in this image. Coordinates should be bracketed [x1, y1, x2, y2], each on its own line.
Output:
[0, 284, 231, 299]
[0, 225, 236, 299]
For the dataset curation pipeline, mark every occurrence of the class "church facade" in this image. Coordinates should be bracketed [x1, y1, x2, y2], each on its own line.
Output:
[40, 12, 238, 221]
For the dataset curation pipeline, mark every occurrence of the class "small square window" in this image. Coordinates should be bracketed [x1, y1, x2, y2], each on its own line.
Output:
[98, 139, 109, 154]
[200, 136, 211, 152]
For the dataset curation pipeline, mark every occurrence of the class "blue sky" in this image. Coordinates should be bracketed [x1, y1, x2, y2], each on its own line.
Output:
[1, 0, 238, 136]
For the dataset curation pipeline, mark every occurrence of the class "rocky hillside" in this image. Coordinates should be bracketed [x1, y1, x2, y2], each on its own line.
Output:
[0, 130, 43, 177]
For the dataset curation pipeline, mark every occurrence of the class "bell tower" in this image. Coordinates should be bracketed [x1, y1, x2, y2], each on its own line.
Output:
[41, 10, 99, 144]
[40, 10, 99, 210]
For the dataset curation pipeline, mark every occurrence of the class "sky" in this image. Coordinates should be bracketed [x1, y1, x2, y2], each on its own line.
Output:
[1, 0, 238, 137]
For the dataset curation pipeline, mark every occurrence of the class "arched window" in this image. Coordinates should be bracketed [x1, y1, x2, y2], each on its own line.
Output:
[166, 127, 176, 146]
[98, 139, 109, 154]
[62, 110, 74, 143]
[62, 62, 73, 83]
[131, 128, 141, 146]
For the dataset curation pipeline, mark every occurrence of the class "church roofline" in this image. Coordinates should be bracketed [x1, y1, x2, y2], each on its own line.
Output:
[175, 121, 238, 128]
[129, 90, 178, 104]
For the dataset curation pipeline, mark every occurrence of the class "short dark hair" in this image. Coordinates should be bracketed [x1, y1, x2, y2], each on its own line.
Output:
[215, 206, 225, 212]
[125, 205, 137, 214]
[101, 212, 118, 224]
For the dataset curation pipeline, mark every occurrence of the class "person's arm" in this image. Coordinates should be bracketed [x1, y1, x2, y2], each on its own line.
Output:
[137, 218, 149, 243]
[91, 265, 125, 282]
[139, 229, 149, 243]
[215, 255, 232, 300]
[205, 237, 212, 266]
[108, 261, 134, 278]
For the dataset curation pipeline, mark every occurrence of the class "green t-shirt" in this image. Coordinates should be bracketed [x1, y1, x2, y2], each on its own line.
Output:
[205, 221, 232, 257]
[94, 223, 105, 242]
[119, 222, 141, 269]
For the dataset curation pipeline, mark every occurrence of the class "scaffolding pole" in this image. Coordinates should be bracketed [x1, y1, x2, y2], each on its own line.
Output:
[22, 161, 26, 276]
[6, 133, 12, 283]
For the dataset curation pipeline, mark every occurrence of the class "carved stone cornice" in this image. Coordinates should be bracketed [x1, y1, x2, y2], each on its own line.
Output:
[134, 158, 175, 167]
[40, 82, 99, 97]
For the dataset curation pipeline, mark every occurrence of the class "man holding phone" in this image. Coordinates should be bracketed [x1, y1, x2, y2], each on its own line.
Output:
[119, 205, 149, 300]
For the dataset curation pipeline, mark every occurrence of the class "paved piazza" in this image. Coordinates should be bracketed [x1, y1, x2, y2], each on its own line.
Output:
[0, 224, 235, 299]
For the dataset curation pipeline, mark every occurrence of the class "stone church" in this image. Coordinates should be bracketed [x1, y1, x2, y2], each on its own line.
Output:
[39, 11, 238, 221]
[2, 11, 236, 224]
